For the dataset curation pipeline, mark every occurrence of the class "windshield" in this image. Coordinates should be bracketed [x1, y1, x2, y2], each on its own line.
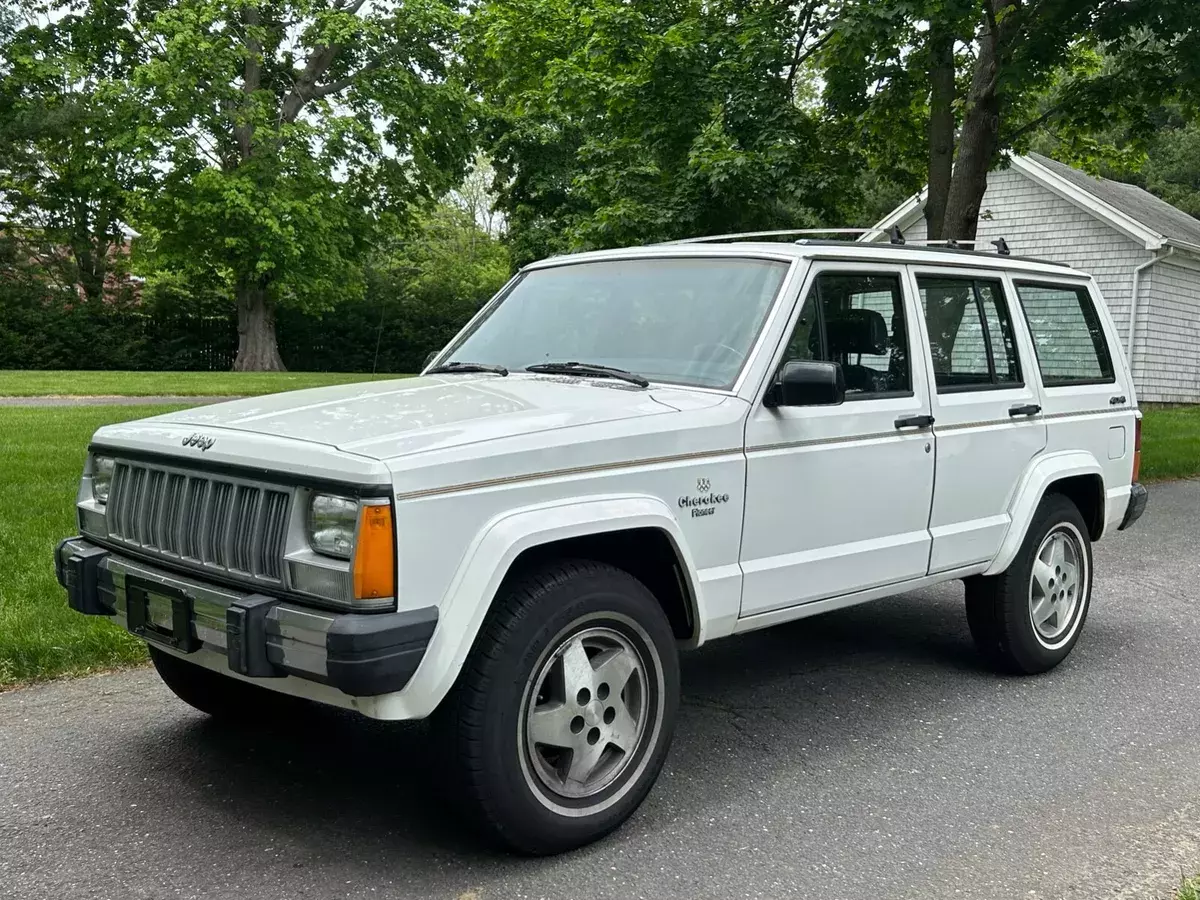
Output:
[440, 257, 791, 389]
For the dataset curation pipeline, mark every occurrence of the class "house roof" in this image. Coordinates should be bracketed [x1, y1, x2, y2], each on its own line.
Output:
[866, 154, 1200, 258]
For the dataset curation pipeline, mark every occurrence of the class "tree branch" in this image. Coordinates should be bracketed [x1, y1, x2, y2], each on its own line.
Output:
[311, 55, 385, 99]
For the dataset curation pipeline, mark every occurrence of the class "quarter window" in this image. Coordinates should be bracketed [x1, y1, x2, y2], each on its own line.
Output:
[1014, 282, 1115, 385]
[918, 277, 1022, 391]
[780, 272, 911, 397]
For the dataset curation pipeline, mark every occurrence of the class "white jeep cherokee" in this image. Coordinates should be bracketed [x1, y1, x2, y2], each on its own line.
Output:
[58, 238, 1148, 853]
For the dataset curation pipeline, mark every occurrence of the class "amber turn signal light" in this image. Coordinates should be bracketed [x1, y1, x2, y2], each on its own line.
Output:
[353, 502, 396, 601]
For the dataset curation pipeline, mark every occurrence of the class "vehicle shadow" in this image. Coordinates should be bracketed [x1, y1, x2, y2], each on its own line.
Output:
[117, 580, 1104, 870]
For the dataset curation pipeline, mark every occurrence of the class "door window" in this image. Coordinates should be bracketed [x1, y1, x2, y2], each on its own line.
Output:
[1013, 282, 1115, 386]
[918, 276, 1022, 391]
[780, 272, 911, 397]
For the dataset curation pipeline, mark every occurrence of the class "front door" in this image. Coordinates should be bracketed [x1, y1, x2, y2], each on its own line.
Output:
[740, 263, 937, 619]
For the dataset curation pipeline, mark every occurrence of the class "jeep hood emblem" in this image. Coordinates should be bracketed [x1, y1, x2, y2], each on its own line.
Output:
[182, 433, 216, 451]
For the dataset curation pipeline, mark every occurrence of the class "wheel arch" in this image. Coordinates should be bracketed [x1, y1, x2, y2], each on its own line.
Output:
[370, 494, 703, 720]
[983, 451, 1105, 577]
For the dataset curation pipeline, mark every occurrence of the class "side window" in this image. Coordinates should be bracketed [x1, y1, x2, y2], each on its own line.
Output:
[918, 276, 1022, 391]
[1014, 282, 1114, 385]
[781, 272, 911, 396]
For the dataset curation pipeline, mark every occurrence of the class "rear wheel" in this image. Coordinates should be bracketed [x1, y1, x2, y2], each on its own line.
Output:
[965, 493, 1093, 674]
[149, 645, 292, 719]
[437, 560, 680, 855]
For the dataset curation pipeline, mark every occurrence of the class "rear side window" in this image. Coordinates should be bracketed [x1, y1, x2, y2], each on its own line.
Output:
[1014, 282, 1114, 386]
[918, 276, 1022, 391]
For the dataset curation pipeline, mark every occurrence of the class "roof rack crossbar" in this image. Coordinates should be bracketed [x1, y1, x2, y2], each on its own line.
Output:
[664, 228, 885, 245]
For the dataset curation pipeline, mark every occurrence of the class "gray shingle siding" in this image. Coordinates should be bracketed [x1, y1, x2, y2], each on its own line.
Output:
[878, 167, 1200, 402]
[1141, 262, 1200, 402]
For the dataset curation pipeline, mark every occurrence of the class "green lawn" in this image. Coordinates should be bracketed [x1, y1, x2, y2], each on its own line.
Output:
[0, 370, 408, 397]
[1179, 876, 1200, 900]
[0, 406, 186, 685]
[1140, 406, 1200, 482]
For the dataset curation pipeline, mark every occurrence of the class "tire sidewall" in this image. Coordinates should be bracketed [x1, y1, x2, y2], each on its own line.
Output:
[468, 566, 680, 852]
[1011, 497, 1094, 670]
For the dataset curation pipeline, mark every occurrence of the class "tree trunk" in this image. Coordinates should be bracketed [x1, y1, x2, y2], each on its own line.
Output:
[941, 0, 1016, 243]
[233, 277, 286, 371]
[924, 24, 956, 242]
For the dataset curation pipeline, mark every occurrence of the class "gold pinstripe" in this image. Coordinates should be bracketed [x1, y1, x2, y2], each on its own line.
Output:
[393, 407, 1132, 501]
[393, 447, 742, 501]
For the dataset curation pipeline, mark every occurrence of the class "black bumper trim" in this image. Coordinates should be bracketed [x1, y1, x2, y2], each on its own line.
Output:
[323, 607, 438, 696]
[58, 537, 436, 697]
[1119, 483, 1148, 531]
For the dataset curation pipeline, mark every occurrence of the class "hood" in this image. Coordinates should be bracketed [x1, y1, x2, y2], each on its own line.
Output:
[149, 374, 689, 460]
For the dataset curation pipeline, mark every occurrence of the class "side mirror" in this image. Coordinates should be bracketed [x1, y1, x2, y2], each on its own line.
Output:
[764, 360, 846, 408]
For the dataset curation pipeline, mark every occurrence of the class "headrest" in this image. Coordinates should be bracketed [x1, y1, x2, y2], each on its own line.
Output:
[823, 308, 888, 356]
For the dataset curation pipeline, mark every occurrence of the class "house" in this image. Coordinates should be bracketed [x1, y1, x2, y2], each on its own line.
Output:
[865, 153, 1200, 403]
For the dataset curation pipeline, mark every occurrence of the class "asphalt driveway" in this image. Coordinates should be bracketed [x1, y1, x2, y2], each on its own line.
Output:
[3, 481, 1199, 900]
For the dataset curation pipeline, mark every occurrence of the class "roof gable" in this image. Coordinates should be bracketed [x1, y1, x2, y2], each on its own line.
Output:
[868, 155, 1200, 258]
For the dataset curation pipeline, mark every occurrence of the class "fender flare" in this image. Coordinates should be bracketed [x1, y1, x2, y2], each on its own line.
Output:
[373, 493, 701, 720]
[982, 450, 1104, 577]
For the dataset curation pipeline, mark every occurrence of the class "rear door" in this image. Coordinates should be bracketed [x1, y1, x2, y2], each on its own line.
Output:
[1010, 276, 1137, 530]
[910, 267, 1047, 573]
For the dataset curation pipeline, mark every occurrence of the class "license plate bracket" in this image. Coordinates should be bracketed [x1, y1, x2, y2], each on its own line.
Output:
[126, 576, 197, 653]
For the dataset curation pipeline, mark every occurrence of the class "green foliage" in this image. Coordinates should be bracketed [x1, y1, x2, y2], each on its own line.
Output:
[0, 202, 509, 372]
[0, 0, 152, 300]
[134, 0, 475, 316]
[469, 0, 857, 264]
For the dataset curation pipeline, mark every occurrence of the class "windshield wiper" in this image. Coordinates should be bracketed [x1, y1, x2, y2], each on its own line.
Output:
[524, 361, 650, 388]
[427, 361, 508, 376]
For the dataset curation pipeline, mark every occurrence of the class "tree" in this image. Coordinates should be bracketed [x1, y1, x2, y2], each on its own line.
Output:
[135, 0, 473, 370]
[469, 0, 857, 265]
[0, 1, 151, 302]
[822, 0, 1198, 242]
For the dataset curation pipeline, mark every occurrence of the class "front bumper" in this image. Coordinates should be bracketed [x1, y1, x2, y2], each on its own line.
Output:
[56, 537, 436, 697]
[1119, 483, 1148, 531]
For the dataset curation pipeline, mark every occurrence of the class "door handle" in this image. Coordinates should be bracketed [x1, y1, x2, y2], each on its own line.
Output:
[894, 414, 934, 430]
[1110, 395, 1127, 405]
[1008, 403, 1041, 417]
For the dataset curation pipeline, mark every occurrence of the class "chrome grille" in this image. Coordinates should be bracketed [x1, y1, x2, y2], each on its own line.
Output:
[107, 461, 290, 582]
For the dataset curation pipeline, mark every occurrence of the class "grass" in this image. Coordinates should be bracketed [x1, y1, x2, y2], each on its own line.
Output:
[1140, 406, 1200, 482]
[0, 370, 408, 397]
[0, 405, 187, 686]
[1178, 876, 1200, 900]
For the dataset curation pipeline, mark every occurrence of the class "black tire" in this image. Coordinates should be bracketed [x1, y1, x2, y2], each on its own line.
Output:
[436, 559, 680, 855]
[149, 645, 293, 719]
[965, 492, 1094, 674]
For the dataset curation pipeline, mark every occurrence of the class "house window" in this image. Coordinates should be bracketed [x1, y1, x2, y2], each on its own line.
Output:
[1014, 282, 1115, 386]
[918, 277, 1022, 391]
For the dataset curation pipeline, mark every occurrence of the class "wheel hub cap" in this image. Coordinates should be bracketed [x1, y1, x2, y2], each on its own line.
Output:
[522, 625, 649, 800]
[1029, 527, 1084, 643]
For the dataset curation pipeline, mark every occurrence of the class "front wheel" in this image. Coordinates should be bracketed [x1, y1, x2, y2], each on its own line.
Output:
[965, 493, 1094, 674]
[437, 560, 680, 855]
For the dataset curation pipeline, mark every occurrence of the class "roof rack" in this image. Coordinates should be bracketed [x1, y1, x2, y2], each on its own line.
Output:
[663, 225, 1067, 267]
[664, 228, 886, 244]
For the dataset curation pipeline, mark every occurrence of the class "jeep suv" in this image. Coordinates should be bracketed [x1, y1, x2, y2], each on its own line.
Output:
[57, 238, 1147, 854]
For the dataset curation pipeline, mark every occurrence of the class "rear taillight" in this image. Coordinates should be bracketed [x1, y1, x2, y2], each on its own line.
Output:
[1132, 416, 1142, 483]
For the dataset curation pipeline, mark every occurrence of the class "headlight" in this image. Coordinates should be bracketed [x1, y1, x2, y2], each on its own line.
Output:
[308, 493, 358, 559]
[91, 456, 115, 505]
